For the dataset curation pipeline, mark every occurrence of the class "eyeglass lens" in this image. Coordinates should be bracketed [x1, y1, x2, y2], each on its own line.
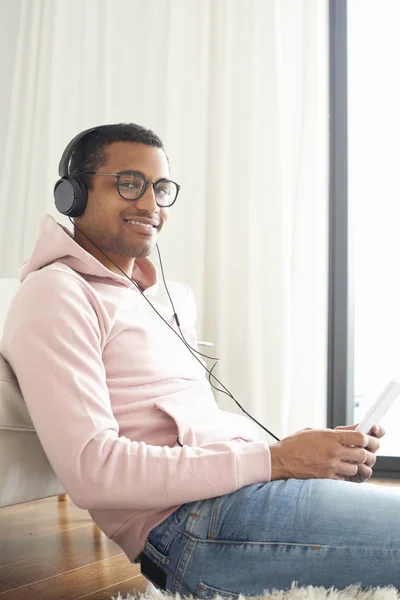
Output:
[118, 173, 177, 206]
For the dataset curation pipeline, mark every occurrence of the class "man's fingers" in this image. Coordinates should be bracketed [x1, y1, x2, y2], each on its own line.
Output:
[336, 429, 369, 448]
[335, 425, 357, 431]
[341, 447, 368, 464]
[335, 424, 386, 440]
[336, 462, 359, 478]
[356, 463, 373, 482]
[366, 434, 380, 453]
[335, 463, 373, 484]
[332, 427, 378, 482]
[364, 450, 377, 469]
[370, 424, 386, 439]
[335, 427, 381, 454]
[341, 446, 377, 468]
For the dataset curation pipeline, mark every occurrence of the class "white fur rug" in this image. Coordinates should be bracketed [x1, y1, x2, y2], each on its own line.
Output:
[112, 583, 400, 600]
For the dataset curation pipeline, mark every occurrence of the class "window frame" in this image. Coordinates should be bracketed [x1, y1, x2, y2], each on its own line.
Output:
[327, 0, 400, 479]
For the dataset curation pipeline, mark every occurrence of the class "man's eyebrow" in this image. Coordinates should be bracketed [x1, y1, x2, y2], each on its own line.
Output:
[115, 169, 169, 180]
[115, 169, 145, 176]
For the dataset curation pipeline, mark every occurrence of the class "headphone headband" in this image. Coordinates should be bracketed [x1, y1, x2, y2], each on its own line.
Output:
[54, 124, 123, 217]
[58, 126, 102, 178]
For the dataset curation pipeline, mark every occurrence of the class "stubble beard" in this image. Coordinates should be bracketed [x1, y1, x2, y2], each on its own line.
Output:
[105, 234, 156, 259]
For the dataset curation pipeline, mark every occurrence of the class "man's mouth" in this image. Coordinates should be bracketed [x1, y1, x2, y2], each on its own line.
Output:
[124, 219, 157, 230]
[123, 219, 159, 235]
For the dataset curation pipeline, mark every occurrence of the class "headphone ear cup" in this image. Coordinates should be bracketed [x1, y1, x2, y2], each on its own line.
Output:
[54, 176, 88, 217]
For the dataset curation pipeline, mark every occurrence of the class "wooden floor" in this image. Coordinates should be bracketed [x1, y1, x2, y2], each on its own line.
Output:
[0, 494, 150, 599]
[1, 480, 399, 599]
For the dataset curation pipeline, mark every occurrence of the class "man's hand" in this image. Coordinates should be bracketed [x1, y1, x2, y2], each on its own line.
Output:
[269, 426, 384, 483]
[334, 423, 385, 483]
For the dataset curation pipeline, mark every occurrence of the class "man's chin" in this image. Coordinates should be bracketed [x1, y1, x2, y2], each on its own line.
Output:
[130, 242, 155, 259]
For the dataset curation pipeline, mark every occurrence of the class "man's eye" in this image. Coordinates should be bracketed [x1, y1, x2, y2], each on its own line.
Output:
[121, 182, 140, 189]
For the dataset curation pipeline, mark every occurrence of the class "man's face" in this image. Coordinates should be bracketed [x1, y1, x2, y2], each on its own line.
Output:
[74, 141, 170, 264]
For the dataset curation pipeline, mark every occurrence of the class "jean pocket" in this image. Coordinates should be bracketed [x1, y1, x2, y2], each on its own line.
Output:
[197, 581, 240, 600]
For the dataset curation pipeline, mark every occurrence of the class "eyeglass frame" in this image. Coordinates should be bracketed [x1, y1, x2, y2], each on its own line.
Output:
[78, 170, 181, 207]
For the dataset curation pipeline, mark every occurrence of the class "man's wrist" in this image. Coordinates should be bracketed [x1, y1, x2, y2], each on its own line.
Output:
[269, 443, 287, 481]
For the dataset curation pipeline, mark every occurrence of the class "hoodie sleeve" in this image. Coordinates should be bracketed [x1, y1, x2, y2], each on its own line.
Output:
[2, 268, 271, 511]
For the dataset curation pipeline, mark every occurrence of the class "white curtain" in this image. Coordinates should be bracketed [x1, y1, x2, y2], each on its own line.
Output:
[0, 0, 328, 442]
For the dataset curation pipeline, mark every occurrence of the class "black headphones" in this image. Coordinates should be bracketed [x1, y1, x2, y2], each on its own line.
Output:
[54, 126, 106, 217]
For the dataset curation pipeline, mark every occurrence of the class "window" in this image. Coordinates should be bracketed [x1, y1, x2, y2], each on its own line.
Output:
[328, 0, 400, 476]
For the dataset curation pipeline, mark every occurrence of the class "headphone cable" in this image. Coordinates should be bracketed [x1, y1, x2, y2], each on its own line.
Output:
[69, 218, 280, 443]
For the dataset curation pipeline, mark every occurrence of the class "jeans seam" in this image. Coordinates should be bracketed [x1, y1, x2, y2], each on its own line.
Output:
[161, 502, 198, 555]
[172, 536, 196, 594]
[198, 581, 240, 599]
[175, 532, 400, 552]
[208, 496, 222, 540]
[144, 539, 169, 564]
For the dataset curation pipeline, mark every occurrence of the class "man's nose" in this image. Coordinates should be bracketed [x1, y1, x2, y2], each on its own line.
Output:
[135, 184, 159, 213]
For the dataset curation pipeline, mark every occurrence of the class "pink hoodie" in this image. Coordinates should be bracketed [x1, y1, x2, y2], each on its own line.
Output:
[2, 214, 271, 563]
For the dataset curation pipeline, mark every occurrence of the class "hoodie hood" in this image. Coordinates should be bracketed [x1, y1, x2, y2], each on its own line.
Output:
[18, 213, 158, 294]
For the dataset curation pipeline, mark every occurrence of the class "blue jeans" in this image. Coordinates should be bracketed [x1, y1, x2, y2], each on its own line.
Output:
[140, 479, 400, 596]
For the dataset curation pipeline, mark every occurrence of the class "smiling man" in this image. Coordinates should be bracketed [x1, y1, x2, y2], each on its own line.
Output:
[2, 123, 400, 597]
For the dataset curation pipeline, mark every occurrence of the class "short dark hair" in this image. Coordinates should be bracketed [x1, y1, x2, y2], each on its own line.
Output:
[69, 123, 166, 189]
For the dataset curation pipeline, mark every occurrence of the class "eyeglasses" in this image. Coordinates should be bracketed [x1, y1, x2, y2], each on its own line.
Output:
[79, 171, 180, 207]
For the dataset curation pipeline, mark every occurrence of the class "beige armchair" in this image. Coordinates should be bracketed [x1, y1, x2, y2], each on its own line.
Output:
[0, 278, 65, 507]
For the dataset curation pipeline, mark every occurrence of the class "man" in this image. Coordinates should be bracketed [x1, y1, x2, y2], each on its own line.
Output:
[2, 123, 399, 596]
